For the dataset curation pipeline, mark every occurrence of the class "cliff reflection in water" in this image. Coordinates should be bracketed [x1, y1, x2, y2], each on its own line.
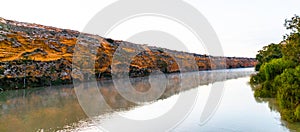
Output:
[0, 68, 255, 131]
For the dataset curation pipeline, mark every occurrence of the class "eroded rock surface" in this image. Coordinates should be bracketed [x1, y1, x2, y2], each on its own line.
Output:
[0, 17, 257, 90]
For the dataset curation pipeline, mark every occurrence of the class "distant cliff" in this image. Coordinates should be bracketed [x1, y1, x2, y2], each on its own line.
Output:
[0, 17, 257, 90]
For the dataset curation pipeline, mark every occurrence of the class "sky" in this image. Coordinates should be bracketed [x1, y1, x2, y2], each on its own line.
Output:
[0, 0, 300, 57]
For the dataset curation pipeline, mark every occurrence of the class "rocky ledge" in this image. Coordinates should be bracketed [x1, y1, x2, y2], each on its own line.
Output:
[0, 17, 257, 90]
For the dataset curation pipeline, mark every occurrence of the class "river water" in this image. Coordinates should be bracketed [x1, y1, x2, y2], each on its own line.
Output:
[0, 68, 299, 132]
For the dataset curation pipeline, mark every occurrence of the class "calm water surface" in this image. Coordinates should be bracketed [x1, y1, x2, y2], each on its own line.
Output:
[0, 68, 299, 132]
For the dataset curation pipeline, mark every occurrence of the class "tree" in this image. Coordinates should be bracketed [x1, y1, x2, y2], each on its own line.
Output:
[283, 15, 300, 63]
[250, 15, 300, 122]
[255, 43, 283, 71]
[284, 15, 300, 33]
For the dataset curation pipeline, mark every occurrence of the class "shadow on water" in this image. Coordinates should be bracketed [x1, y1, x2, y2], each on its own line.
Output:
[0, 68, 256, 131]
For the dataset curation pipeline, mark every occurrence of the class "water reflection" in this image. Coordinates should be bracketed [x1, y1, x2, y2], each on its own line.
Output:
[0, 86, 86, 132]
[0, 68, 255, 131]
[254, 97, 300, 132]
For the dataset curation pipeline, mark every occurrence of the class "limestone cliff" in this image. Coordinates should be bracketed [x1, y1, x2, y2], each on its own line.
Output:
[0, 17, 257, 90]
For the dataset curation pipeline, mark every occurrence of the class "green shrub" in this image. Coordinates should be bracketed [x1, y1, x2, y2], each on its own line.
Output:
[261, 58, 295, 81]
[254, 81, 274, 97]
[274, 66, 300, 122]
[250, 72, 265, 85]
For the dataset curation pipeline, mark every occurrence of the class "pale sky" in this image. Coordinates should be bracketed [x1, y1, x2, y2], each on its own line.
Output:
[0, 0, 300, 57]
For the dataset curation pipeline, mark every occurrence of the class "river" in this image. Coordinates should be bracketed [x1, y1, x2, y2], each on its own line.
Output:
[0, 68, 299, 132]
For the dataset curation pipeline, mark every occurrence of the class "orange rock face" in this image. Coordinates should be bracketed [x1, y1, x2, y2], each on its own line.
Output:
[0, 17, 257, 90]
